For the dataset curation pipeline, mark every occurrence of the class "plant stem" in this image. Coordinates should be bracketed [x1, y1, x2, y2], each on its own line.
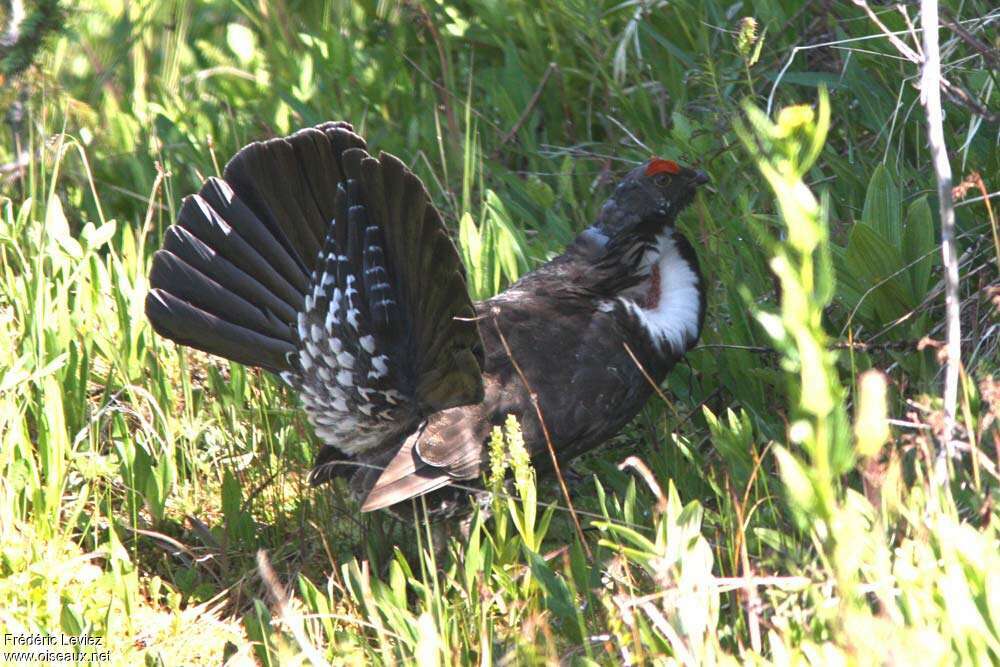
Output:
[919, 0, 961, 487]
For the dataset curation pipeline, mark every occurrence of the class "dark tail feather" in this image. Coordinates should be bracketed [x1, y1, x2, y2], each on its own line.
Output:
[160, 225, 299, 324]
[146, 288, 295, 372]
[146, 178, 312, 373]
[182, 182, 310, 298]
[148, 251, 293, 343]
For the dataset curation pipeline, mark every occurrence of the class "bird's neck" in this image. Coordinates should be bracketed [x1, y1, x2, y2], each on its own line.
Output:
[617, 230, 704, 356]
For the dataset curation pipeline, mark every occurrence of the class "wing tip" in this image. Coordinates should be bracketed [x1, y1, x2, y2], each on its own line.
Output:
[358, 430, 452, 512]
[360, 473, 451, 512]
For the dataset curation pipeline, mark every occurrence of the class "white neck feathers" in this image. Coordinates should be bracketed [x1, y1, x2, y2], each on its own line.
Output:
[620, 231, 702, 355]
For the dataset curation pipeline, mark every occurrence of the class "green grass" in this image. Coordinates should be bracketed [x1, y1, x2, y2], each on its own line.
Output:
[1, 0, 998, 664]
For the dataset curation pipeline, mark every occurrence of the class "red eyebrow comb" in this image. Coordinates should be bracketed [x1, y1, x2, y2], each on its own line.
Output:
[645, 157, 681, 176]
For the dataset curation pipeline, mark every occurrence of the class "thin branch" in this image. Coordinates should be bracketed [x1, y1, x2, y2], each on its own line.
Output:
[692, 339, 948, 356]
[769, 8, 1000, 120]
[942, 10, 1000, 70]
[851, 0, 922, 63]
[618, 456, 667, 515]
[920, 0, 961, 487]
[411, 3, 460, 146]
[495, 62, 558, 152]
[622, 341, 681, 421]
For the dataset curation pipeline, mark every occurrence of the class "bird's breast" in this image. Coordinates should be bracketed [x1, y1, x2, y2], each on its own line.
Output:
[618, 230, 703, 356]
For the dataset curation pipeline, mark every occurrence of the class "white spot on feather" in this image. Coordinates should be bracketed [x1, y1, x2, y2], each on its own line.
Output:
[297, 312, 308, 339]
[360, 335, 375, 354]
[312, 413, 337, 426]
[369, 355, 389, 378]
[581, 226, 609, 247]
[382, 389, 404, 405]
[336, 351, 355, 369]
[337, 369, 353, 387]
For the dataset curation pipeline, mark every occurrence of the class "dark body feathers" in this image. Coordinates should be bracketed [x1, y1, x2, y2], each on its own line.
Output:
[147, 123, 706, 517]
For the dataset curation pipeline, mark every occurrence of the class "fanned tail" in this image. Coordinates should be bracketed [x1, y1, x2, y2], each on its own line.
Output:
[146, 122, 485, 477]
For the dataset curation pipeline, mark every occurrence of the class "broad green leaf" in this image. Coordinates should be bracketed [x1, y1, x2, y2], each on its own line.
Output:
[903, 195, 937, 301]
[526, 549, 579, 637]
[45, 193, 82, 259]
[523, 175, 555, 209]
[763, 71, 846, 90]
[60, 601, 84, 635]
[862, 164, 902, 247]
[458, 212, 484, 298]
[840, 222, 912, 322]
[671, 111, 693, 144]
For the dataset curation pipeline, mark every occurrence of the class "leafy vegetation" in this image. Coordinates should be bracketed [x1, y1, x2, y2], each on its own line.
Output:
[1, 0, 997, 664]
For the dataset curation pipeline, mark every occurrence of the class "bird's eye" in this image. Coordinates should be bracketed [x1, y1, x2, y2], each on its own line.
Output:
[655, 173, 670, 186]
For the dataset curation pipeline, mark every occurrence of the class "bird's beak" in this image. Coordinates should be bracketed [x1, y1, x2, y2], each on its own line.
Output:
[692, 170, 709, 186]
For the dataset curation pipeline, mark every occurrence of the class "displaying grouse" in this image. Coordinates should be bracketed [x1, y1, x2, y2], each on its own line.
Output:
[146, 122, 708, 517]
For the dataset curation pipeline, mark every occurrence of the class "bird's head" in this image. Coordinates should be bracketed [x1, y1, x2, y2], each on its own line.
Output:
[590, 157, 708, 244]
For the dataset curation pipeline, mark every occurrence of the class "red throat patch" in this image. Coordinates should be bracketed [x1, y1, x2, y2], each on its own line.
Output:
[645, 158, 681, 177]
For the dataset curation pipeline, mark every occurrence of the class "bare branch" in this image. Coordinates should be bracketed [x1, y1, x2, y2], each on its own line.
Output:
[851, 0, 922, 63]
[920, 0, 961, 487]
[495, 63, 559, 152]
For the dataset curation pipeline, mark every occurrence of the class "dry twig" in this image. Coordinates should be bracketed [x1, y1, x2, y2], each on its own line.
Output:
[919, 0, 962, 487]
[495, 62, 559, 152]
